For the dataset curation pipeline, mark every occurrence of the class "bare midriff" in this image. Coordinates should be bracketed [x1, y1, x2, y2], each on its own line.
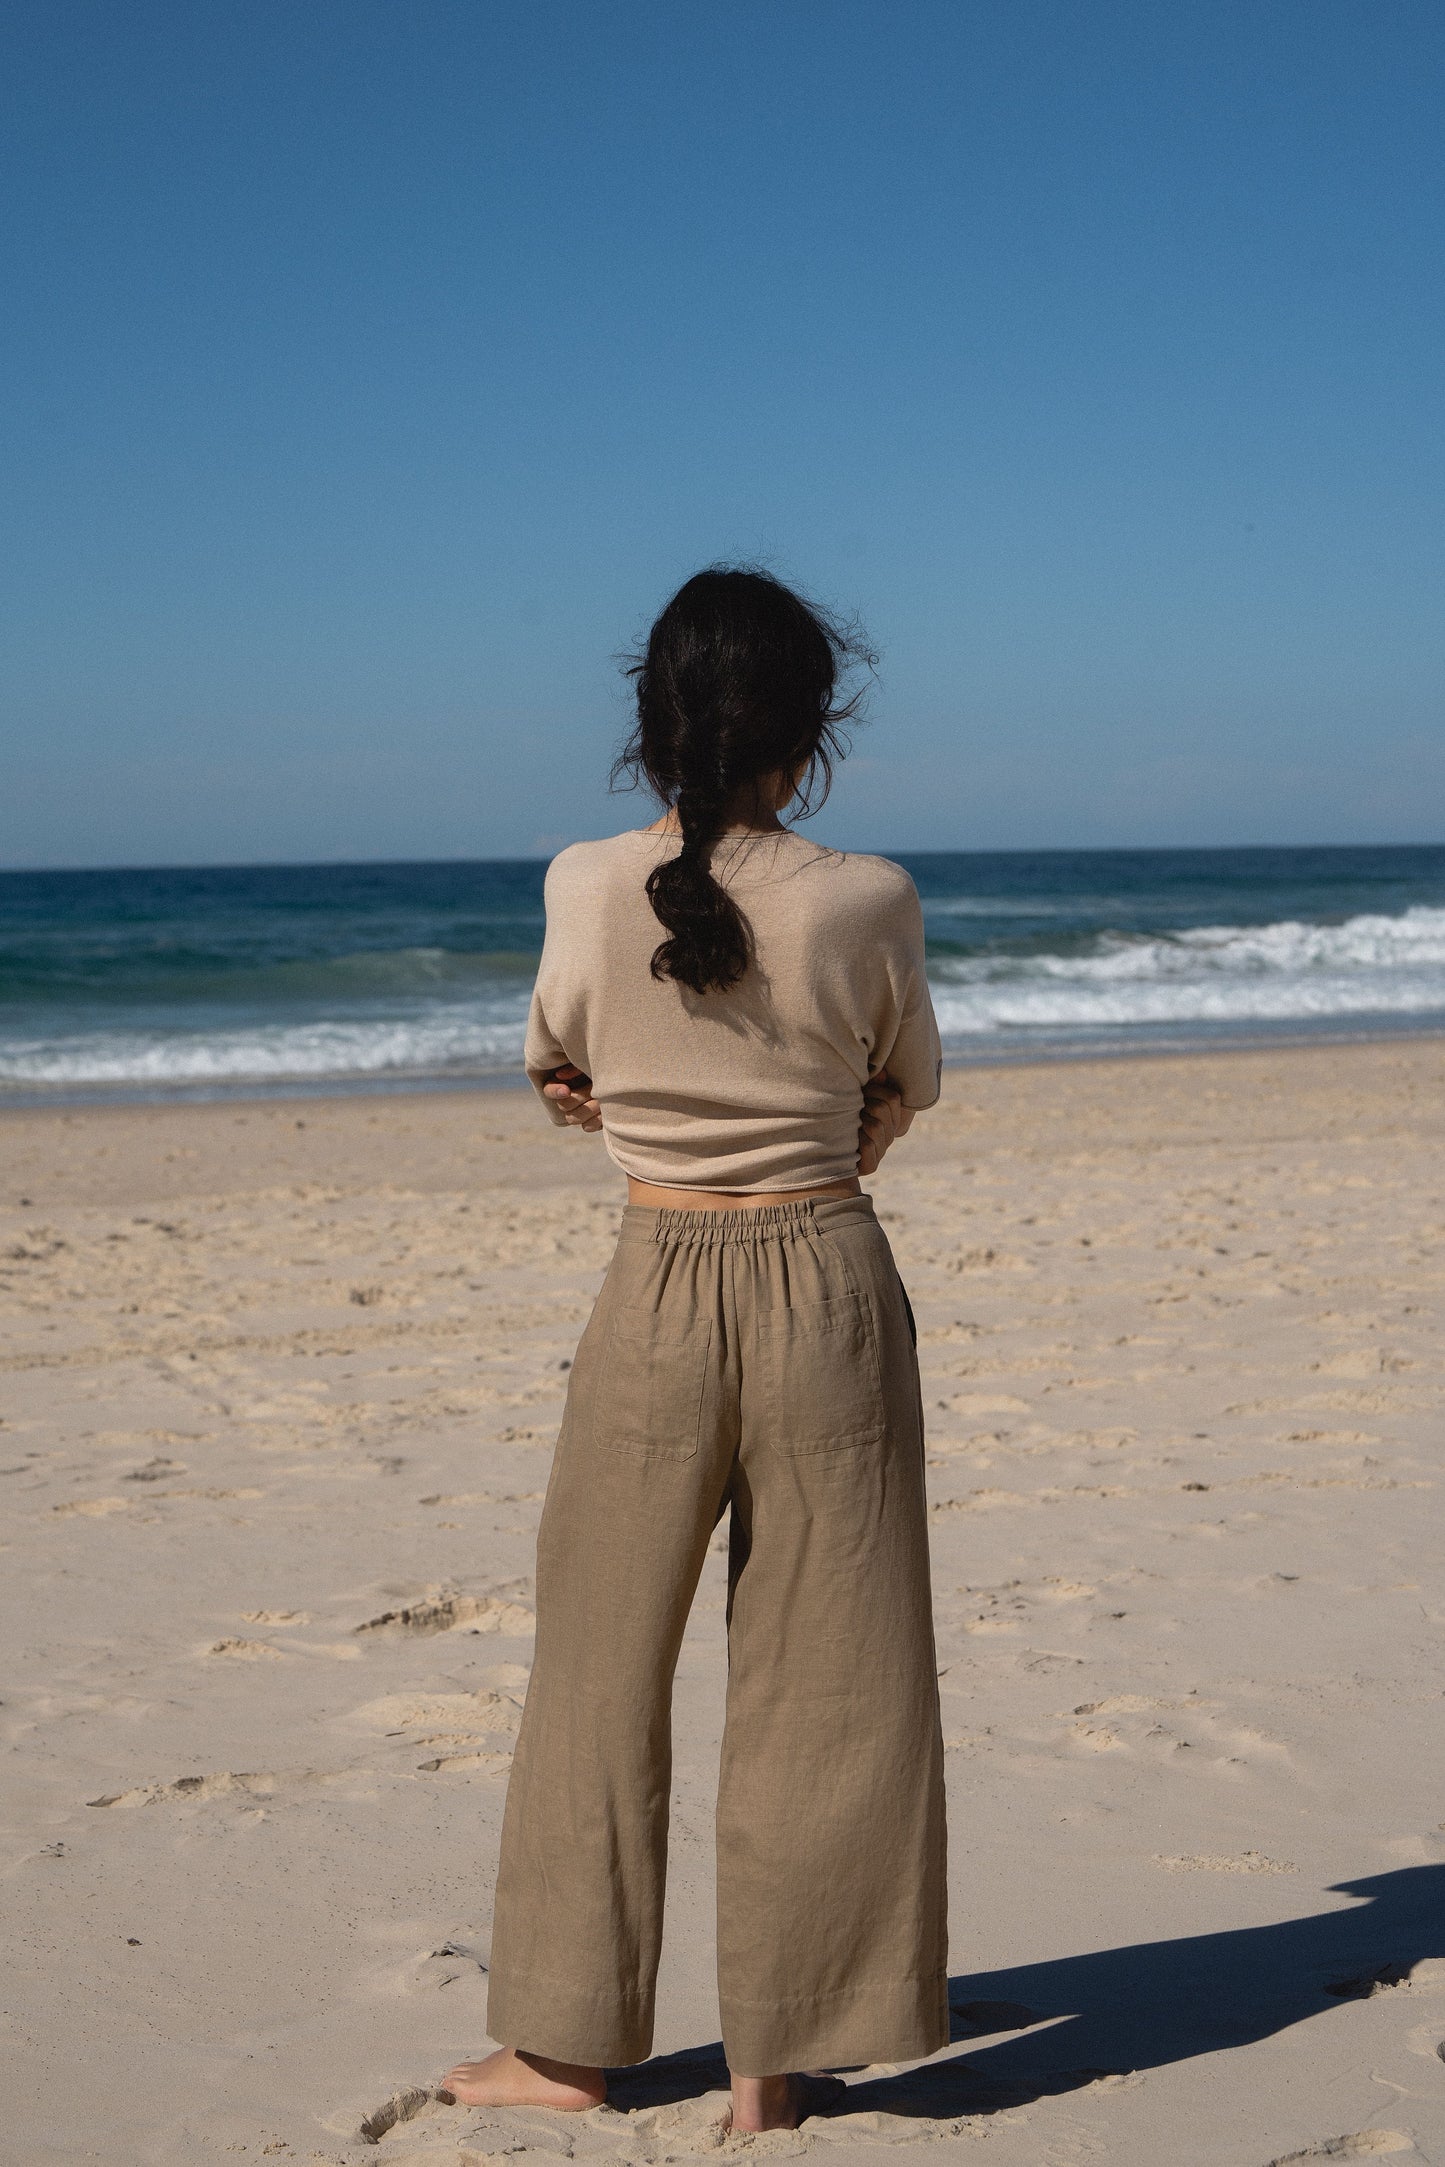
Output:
[625, 1175, 862, 1211]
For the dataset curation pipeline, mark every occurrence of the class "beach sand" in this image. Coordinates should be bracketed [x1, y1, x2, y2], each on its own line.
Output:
[3, 1040, 1445, 2167]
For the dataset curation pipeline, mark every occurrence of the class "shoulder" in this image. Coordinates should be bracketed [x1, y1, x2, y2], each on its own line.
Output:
[829, 848, 922, 909]
[779, 840, 922, 925]
[745, 840, 924, 984]
[543, 831, 655, 899]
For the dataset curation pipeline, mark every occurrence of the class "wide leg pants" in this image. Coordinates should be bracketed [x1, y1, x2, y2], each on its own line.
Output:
[486, 1196, 949, 2076]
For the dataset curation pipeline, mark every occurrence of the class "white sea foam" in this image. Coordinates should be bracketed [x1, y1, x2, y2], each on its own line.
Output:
[0, 1003, 532, 1089]
[1, 906, 1442, 1088]
[929, 905, 1445, 1037]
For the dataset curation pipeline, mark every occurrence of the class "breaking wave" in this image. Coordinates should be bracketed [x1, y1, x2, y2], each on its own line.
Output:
[0, 1001, 532, 1089]
[929, 905, 1445, 1038]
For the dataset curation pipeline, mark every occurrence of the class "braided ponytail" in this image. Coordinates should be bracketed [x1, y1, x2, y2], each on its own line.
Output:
[614, 567, 873, 996]
[644, 777, 750, 993]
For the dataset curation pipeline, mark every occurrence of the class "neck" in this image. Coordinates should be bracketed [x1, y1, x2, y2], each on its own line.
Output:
[646, 803, 786, 838]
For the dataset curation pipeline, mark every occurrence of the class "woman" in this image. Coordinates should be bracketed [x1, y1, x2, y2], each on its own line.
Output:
[443, 568, 948, 2134]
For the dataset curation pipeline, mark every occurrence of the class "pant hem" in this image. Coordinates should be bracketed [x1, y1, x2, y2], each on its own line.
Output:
[720, 1973, 950, 2076]
[486, 1974, 654, 2069]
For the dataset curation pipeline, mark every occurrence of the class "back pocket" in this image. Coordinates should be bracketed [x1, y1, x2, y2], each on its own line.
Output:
[594, 1313, 712, 1461]
[756, 1290, 885, 1454]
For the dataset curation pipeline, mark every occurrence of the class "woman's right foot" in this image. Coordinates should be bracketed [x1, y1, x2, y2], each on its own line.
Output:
[728, 2071, 846, 2131]
[438, 2045, 607, 2111]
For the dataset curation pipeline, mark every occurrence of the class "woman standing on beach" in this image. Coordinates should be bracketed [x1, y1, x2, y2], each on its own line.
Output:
[442, 568, 948, 2133]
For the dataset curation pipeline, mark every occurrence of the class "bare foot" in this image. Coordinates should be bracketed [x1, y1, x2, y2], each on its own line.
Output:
[438, 2045, 607, 2112]
[727, 2070, 846, 2131]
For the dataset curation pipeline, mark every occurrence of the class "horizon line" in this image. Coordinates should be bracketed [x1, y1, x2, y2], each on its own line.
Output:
[3, 838, 1445, 878]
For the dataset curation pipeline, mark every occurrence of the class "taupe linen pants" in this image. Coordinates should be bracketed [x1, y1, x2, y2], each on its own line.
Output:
[487, 1196, 948, 2076]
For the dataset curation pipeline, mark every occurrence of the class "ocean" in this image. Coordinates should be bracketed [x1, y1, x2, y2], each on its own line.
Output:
[1, 844, 1443, 1103]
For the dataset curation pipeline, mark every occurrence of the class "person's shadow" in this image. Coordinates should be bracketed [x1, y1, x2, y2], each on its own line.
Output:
[606, 1866, 1445, 2119]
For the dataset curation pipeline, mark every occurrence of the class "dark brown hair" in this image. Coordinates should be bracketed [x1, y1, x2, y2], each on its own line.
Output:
[613, 566, 874, 994]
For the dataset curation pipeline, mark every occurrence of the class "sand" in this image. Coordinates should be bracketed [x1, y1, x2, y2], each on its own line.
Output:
[3, 1040, 1445, 2167]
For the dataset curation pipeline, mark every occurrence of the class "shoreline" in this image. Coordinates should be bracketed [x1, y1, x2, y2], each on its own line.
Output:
[3, 1014, 1444, 1116]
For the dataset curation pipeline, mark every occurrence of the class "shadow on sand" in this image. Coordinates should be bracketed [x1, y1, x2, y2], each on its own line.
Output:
[605, 1866, 1445, 2120]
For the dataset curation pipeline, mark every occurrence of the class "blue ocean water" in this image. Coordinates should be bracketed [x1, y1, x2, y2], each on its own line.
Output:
[1, 845, 1443, 1101]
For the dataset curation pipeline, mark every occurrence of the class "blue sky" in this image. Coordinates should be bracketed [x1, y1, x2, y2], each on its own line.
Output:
[2, 0, 1441, 867]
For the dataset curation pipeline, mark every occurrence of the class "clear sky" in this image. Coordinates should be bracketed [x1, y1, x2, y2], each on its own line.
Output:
[2, 0, 1441, 868]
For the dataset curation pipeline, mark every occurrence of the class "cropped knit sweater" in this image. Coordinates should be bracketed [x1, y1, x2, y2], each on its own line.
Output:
[524, 828, 942, 1192]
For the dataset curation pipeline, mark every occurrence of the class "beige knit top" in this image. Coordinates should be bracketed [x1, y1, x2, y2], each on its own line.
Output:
[524, 828, 942, 1191]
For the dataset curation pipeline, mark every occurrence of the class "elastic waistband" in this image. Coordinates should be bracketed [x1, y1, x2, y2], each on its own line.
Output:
[622, 1194, 877, 1245]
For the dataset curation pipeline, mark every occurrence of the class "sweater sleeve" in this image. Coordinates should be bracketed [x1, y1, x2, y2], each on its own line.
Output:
[522, 853, 589, 1126]
[872, 876, 943, 1110]
[524, 976, 573, 1125]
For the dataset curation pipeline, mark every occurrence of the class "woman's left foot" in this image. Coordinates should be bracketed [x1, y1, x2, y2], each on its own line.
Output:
[439, 2045, 607, 2111]
[727, 2071, 846, 2131]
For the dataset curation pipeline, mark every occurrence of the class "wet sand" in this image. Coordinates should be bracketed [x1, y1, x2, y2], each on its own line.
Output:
[3, 1040, 1444, 2166]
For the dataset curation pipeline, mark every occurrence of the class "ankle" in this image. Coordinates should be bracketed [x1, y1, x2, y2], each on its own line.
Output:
[517, 2049, 602, 2083]
[728, 2071, 791, 2129]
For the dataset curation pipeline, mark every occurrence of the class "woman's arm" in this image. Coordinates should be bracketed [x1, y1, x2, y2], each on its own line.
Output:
[858, 1071, 914, 1175]
[871, 876, 943, 1115]
[543, 1062, 912, 1174]
[524, 852, 600, 1127]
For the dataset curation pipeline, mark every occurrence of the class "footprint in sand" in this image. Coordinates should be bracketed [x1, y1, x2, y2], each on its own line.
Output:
[355, 2085, 436, 2143]
[90, 1770, 282, 1808]
[354, 1590, 534, 1637]
[598, 2092, 731, 2146]
[87, 1767, 350, 1808]
[1266, 2136, 1413, 2163]
[416, 1490, 546, 1508]
[368, 1693, 522, 1735]
[348, 1687, 524, 1775]
[218, 1612, 358, 1659]
[1283, 1430, 1382, 1445]
[430, 1934, 488, 1970]
[415, 1749, 512, 1775]
[1310, 1350, 1402, 1378]
[943, 1392, 1032, 1415]
[1155, 1852, 1296, 1874]
[1073, 1695, 1206, 1717]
